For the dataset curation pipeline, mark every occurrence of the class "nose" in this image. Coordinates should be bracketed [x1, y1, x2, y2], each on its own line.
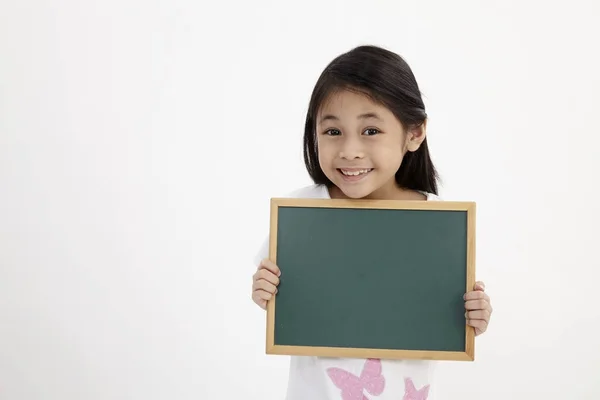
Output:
[338, 136, 365, 160]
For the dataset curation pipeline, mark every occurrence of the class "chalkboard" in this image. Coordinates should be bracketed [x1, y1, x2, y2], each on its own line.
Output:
[265, 198, 476, 361]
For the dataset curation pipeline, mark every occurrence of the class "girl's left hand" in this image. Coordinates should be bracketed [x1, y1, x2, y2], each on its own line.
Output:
[464, 281, 493, 336]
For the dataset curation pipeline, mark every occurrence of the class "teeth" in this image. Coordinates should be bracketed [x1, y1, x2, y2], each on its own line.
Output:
[341, 169, 371, 176]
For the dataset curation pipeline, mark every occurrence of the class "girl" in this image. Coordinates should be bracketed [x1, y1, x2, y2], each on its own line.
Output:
[251, 45, 493, 400]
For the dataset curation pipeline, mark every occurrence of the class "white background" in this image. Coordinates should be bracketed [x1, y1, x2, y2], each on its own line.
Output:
[1, 1, 599, 399]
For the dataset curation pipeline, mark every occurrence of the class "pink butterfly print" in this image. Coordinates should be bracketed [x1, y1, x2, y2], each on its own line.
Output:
[326, 358, 386, 400]
[403, 377, 430, 400]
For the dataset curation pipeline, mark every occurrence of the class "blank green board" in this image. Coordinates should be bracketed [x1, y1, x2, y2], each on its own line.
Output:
[265, 198, 476, 361]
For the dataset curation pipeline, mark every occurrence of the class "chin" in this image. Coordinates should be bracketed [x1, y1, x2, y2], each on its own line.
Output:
[335, 183, 375, 199]
[325, 172, 378, 199]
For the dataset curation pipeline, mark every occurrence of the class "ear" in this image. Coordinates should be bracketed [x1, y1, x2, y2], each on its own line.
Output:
[405, 120, 427, 152]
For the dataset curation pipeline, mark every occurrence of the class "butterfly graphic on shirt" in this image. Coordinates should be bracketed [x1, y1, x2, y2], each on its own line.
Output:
[402, 377, 430, 400]
[326, 358, 386, 400]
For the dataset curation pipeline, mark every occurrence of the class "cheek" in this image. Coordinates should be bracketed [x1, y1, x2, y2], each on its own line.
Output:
[374, 144, 404, 169]
[316, 142, 335, 165]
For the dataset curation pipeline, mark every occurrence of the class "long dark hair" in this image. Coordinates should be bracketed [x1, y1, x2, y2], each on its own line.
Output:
[303, 45, 439, 195]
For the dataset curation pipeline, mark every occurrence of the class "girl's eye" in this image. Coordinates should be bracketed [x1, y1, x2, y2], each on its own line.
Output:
[323, 128, 379, 136]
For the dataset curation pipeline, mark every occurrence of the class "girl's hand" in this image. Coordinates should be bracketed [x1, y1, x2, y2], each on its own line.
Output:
[252, 258, 281, 310]
[464, 281, 493, 336]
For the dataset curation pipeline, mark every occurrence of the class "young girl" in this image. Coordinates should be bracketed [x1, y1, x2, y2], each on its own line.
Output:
[251, 45, 493, 400]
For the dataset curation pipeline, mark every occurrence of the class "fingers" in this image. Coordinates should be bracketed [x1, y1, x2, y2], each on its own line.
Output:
[464, 297, 492, 311]
[464, 283, 492, 336]
[465, 309, 491, 320]
[253, 278, 278, 294]
[252, 259, 280, 288]
[252, 293, 267, 310]
[252, 290, 272, 308]
[252, 287, 275, 309]
[464, 290, 490, 302]
[258, 258, 280, 277]
[252, 258, 281, 309]
[464, 290, 492, 313]
[466, 318, 488, 335]
[253, 267, 280, 287]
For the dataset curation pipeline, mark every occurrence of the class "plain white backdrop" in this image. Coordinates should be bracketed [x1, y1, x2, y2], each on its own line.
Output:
[1, 0, 599, 399]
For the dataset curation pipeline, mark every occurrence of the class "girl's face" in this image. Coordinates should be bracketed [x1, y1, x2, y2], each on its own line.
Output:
[316, 89, 426, 200]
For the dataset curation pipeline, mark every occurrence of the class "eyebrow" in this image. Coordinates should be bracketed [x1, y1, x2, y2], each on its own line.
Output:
[318, 112, 383, 124]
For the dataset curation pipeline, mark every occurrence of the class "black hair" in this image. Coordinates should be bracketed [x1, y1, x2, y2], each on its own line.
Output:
[302, 45, 439, 195]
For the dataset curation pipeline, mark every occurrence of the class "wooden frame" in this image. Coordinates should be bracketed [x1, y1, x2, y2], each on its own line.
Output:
[266, 197, 476, 361]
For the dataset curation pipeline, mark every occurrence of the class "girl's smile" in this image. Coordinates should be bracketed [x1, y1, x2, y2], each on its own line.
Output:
[337, 168, 374, 182]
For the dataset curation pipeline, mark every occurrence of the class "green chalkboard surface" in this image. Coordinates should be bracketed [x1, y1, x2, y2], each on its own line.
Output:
[265, 198, 476, 361]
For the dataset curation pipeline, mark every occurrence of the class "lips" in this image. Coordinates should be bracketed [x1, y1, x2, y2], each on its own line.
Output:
[337, 168, 373, 182]
[339, 168, 373, 176]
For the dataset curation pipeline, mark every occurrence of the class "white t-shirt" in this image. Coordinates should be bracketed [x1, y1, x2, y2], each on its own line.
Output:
[254, 184, 441, 400]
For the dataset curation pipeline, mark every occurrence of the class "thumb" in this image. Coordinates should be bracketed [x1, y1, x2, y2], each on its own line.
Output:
[474, 281, 485, 291]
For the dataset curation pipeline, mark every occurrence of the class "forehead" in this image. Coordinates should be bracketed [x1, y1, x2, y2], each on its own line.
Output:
[317, 89, 390, 120]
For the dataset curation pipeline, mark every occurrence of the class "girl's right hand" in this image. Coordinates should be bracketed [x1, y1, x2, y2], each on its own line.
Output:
[252, 258, 281, 310]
